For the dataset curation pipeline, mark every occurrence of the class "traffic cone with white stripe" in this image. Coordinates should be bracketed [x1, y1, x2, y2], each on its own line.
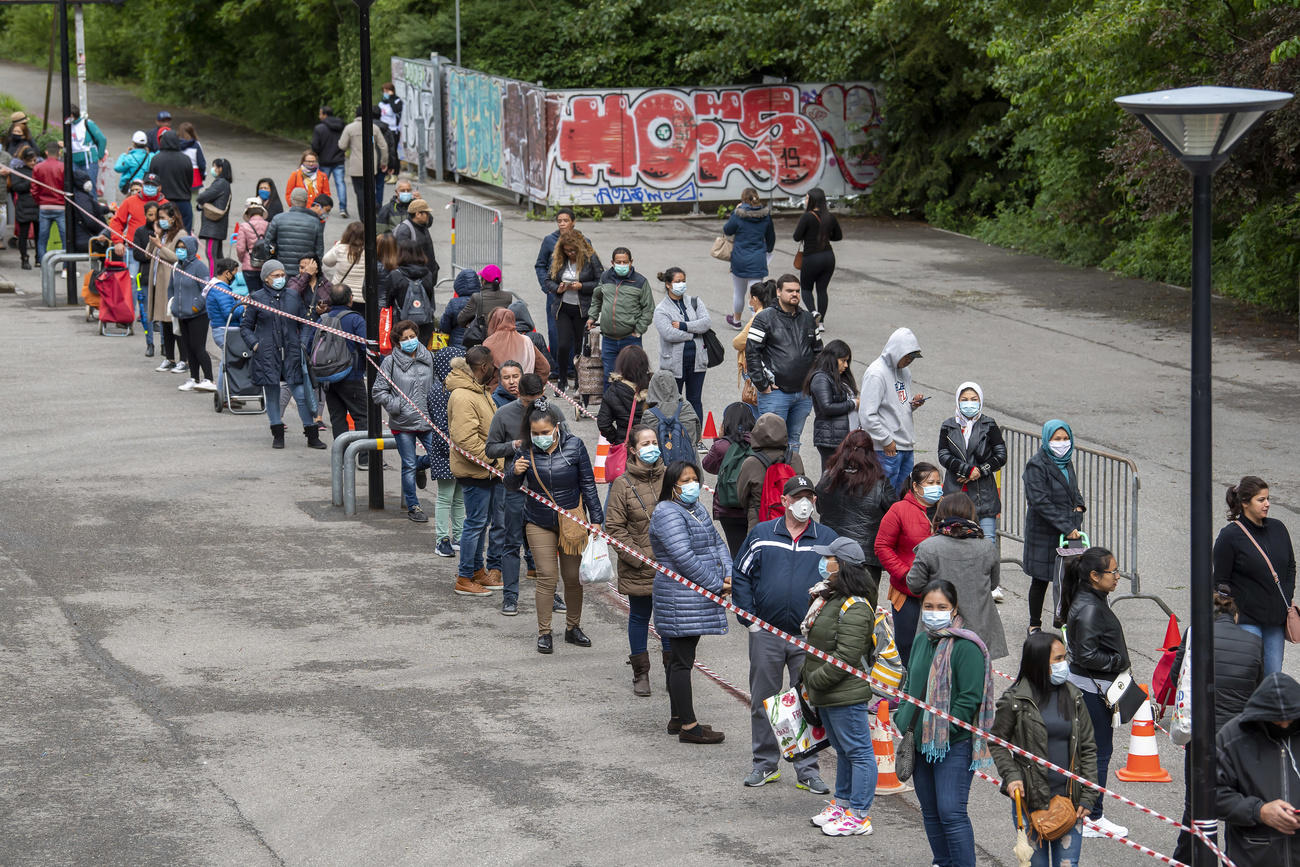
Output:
[1114, 684, 1172, 783]
[872, 702, 912, 794]
[593, 436, 609, 484]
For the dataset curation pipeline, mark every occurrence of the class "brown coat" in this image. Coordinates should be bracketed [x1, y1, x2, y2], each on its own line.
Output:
[145, 232, 184, 322]
[445, 357, 500, 480]
[737, 413, 805, 531]
[604, 455, 665, 596]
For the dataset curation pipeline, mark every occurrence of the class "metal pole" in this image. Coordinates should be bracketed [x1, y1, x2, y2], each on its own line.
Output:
[430, 54, 444, 183]
[74, 4, 87, 113]
[1188, 168, 1217, 867]
[357, 0, 384, 510]
[59, 0, 76, 306]
[455, 0, 461, 67]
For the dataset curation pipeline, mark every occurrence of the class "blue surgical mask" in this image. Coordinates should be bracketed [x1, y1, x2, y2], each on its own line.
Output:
[269, 276, 286, 290]
[399, 337, 419, 353]
[142, 184, 158, 197]
[613, 263, 631, 277]
[175, 246, 187, 261]
[818, 557, 834, 581]
[157, 218, 171, 231]
[531, 433, 555, 450]
[398, 192, 413, 203]
[678, 481, 700, 505]
[922, 484, 943, 504]
[959, 401, 980, 418]
[921, 610, 952, 631]
[668, 281, 685, 296]
[258, 189, 271, 201]
[1050, 660, 1070, 685]
[637, 445, 660, 464]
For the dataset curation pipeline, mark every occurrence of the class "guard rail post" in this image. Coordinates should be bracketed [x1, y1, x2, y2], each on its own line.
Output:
[42, 251, 89, 306]
[342, 436, 396, 515]
[331, 430, 373, 506]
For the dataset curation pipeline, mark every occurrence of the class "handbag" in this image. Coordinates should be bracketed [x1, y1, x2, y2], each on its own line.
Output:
[741, 377, 758, 407]
[1234, 519, 1300, 642]
[896, 730, 916, 782]
[793, 245, 804, 270]
[530, 450, 589, 555]
[1093, 670, 1146, 726]
[1030, 795, 1078, 843]
[603, 396, 638, 484]
[710, 235, 733, 261]
[378, 306, 394, 354]
[702, 328, 725, 369]
[576, 331, 605, 398]
[1171, 628, 1193, 746]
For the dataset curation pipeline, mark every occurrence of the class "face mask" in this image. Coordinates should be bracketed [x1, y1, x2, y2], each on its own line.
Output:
[1049, 440, 1072, 458]
[678, 481, 701, 505]
[398, 192, 413, 203]
[613, 263, 631, 277]
[258, 189, 271, 201]
[209, 167, 219, 177]
[1050, 661, 1070, 685]
[270, 276, 286, 290]
[302, 164, 317, 175]
[175, 247, 188, 261]
[399, 337, 419, 353]
[157, 218, 171, 231]
[668, 281, 685, 296]
[788, 497, 815, 522]
[921, 610, 952, 631]
[142, 184, 158, 197]
[637, 445, 660, 464]
[922, 484, 943, 504]
[383, 93, 393, 102]
[531, 433, 554, 450]
[959, 401, 980, 418]
[818, 557, 836, 582]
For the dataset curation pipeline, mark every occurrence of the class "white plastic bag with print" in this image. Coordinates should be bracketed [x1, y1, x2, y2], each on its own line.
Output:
[578, 533, 614, 585]
[1171, 628, 1192, 746]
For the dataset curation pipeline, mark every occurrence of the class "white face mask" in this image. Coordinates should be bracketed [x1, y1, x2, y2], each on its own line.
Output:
[921, 610, 952, 631]
[788, 497, 814, 522]
[1049, 440, 1072, 458]
[669, 281, 685, 296]
[1050, 660, 1070, 685]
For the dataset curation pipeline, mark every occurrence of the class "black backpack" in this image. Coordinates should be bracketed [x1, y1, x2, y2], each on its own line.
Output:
[400, 275, 435, 325]
[308, 312, 354, 383]
[249, 225, 272, 270]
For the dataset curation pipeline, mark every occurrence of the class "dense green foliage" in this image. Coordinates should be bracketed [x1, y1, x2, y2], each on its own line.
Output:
[2, 0, 1297, 309]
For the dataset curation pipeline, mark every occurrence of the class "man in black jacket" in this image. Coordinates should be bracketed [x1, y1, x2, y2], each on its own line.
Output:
[745, 274, 820, 451]
[392, 198, 439, 282]
[150, 130, 194, 231]
[266, 188, 325, 277]
[377, 179, 416, 233]
[311, 106, 349, 218]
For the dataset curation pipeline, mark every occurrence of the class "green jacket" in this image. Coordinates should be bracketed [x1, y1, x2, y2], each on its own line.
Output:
[803, 594, 874, 708]
[587, 268, 653, 339]
[893, 631, 986, 744]
[988, 679, 1098, 813]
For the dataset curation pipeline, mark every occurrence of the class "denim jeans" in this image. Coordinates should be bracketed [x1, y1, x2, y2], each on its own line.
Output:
[264, 383, 314, 428]
[1240, 623, 1286, 675]
[819, 703, 878, 816]
[174, 200, 193, 233]
[457, 481, 495, 579]
[912, 738, 975, 867]
[878, 450, 915, 499]
[435, 478, 464, 541]
[393, 430, 434, 510]
[491, 487, 527, 603]
[979, 516, 998, 547]
[1080, 690, 1114, 820]
[601, 334, 642, 382]
[324, 164, 347, 213]
[754, 388, 813, 452]
[1029, 820, 1082, 867]
[627, 594, 669, 655]
[37, 209, 65, 262]
[676, 365, 706, 423]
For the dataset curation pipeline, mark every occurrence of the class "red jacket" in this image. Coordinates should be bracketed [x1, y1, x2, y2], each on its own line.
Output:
[31, 158, 66, 208]
[109, 191, 168, 246]
[874, 491, 933, 597]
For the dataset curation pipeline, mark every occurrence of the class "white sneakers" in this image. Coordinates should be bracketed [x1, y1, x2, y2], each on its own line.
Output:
[1083, 816, 1129, 838]
[811, 803, 872, 837]
[992, 587, 1005, 603]
[171, 361, 189, 374]
[177, 380, 197, 392]
[810, 803, 844, 827]
[194, 379, 216, 392]
[155, 359, 175, 372]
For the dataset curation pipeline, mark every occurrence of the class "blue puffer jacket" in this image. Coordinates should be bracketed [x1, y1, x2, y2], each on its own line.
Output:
[205, 277, 245, 328]
[723, 202, 775, 279]
[441, 269, 480, 347]
[733, 518, 838, 633]
[504, 429, 604, 529]
[650, 500, 730, 637]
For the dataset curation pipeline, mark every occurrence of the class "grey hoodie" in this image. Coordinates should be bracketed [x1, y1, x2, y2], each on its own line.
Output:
[857, 327, 921, 450]
[641, 369, 701, 447]
[170, 236, 210, 320]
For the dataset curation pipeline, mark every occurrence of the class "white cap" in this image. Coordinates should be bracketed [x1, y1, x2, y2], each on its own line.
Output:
[131, 130, 148, 146]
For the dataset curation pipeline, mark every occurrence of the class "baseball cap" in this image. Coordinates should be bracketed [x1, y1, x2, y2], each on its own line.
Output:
[811, 537, 867, 566]
[407, 197, 430, 215]
[157, 110, 172, 121]
[143, 172, 160, 185]
[131, 130, 147, 146]
[783, 475, 816, 497]
[478, 264, 502, 283]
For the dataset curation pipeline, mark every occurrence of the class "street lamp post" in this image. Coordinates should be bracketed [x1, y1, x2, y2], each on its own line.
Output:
[356, 0, 384, 509]
[1115, 85, 1292, 867]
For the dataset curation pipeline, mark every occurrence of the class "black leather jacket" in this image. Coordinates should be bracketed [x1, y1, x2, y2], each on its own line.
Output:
[815, 476, 897, 569]
[744, 304, 821, 393]
[937, 416, 1007, 518]
[808, 370, 857, 448]
[1067, 585, 1129, 680]
[504, 430, 605, 530]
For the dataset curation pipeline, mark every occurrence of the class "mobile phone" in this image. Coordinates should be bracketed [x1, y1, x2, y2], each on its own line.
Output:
[917, 395, 931, 404]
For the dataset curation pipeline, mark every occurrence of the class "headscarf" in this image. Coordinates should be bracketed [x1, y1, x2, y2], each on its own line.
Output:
[481, 307, 535, 373]
[1041, 419, 1074, 478]
[918, 613, 995, 771]
[954, 380, 982, 445]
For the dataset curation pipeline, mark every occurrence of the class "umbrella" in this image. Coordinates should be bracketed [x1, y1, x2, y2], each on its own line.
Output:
[1012, 790, 1034, 866]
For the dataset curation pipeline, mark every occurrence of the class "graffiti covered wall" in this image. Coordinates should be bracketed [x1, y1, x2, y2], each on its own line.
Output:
[390, 57, 439, 172]
[443, 67, 548, 200]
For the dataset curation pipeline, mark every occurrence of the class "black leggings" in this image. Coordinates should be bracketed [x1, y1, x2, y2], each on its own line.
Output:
[667, 634, 701, 726]
[799, 250, 836, 317]
[15, 220, 34, 257]
[1028, 578, 1050, 629]
[178, 314, 213, 381]
[718, 515, 749, 559]
[158, 320, 184, 363]
[553, 302, 584, 386]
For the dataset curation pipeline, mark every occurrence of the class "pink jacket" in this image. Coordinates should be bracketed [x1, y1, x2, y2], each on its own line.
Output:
[234, 216, 269, 271]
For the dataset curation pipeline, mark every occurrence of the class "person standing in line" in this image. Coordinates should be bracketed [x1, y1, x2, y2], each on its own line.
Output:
[506, 401, 604, 654]
[129, 199, 160, 355]
[176, 122, 206, 212]
[1058, 545, 1129, 839]
[641, 369, 701, 456]
[1022, 420, 1085, 633]
[311, 106, 349, 218]
[544, 228, 602, 390]
[587, 247, 654, 381]
[1215, 476, 1297, 675]
[32, 141, 67, 263]
[66, 103, 108, 191]
[745, 275, 821, 451]
[240, 259, 319, 449]
[893, 579, 995, 867]
[649, 460, 731, 744]
[989, 631, 1097, 867]
[145, 202, 188, 374]
[253, 178, 284, 221]
[5, 148, 39, 270]
[804, 339, 858, 467]
[722, 187, 775, 329]
[701, 402, 757, 557]
[233, 199, 269, 295]
[534, 207, 576, 358]
[875, 462, 942, 666]
[391, 198, 438, 281]
[597, 345, 652, 456]
[856, 326, 924, 496]
[429, 345, 467, 558]
[803, 538, 880, 837]
[373, 319, 437, 518]
[4, 111, 38, 158]
[337, 105, 389, 213]
[446, 347, 505, 598]
[734, 412, 806, 532]
[907, 493, 1008, 660]
[792, 187, 842, 319]
[284, 150, 332, 210]
[814, 429, 897, 602]
[936, 381, 1007, 601]
[605, 425, 667, 695]
[144, 109, 172, 153]
[481, 306, 550, 381]
[195, 158, 233, 273]
[456, 264, 515, 338]
[113, 131, 153, 197]
[169, 235, 216, 393]
[317, 285, 368, 446]
[266, 187, 325, 277]
[379, 237, 437, 347]
[652, 266, 710, 423]
[732, 279, 775, 402]
[377, 178, 417, 233]
[323, 221, 366, 310]
[732, 474, 835, 795]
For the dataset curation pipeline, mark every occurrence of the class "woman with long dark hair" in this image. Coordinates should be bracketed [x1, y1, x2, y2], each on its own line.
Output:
[803, 339, 858, 466]
[989, 631, 1097, 866]
[815, 429, 896, 601]
[597, 344, 651, 451]
[146, 202, 189, 374]
[875, 461, 943, 664]
[380, 237, 436, 346]
[254, 177, 284, 220]
[195, 158, 233, 272]
[702, 401, 758, 556]
[324, 220, 367, 313]
[792, 187, 842, 318]
[732, 279, 775, 403]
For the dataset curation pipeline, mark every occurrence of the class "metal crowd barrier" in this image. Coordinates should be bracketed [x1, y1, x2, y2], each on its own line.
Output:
[447, 197, 503, 276]
[997, 424, 1172, 616]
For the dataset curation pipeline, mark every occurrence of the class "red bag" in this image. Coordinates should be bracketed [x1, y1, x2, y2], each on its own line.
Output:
[95, 260, 136, 325]
[603, 397, 637, 484]
[1151, 646, 1179, 708]
[757, 450, 797, 521]
[378, 306, 393, 355]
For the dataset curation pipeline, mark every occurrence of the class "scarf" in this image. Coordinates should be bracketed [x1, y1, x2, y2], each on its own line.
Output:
[937, 517, 984, 540]
[1041, 419, 1074, 479]
[918, 615, 996, 771]
[954, 380, 982, 447]
[801, 580, 832, 634]
[482, 307, 536, 373]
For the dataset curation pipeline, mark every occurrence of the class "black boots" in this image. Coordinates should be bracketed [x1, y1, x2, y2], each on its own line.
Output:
[304, 425, 326, 449]
[629, 652, 651, 697]
[20, 255, 31, 270]
[270, 423, 286, 449]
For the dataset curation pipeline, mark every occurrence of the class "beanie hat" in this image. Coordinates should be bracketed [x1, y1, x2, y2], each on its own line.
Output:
[260, 259, 285, 282]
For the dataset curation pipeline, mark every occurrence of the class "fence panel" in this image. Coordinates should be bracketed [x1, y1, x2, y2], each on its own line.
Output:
[448, 197, 503, 276]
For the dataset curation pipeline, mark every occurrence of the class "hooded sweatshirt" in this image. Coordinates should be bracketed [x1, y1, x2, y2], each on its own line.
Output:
[641, 368, 700, 450]
[150, 131, 194, 202]
[311, 115, 347, 167]
[736, 413, 805, 531]
[445, 357, 500, 481]
[170, 236, 210, 320]
[858, 327, 922, 451]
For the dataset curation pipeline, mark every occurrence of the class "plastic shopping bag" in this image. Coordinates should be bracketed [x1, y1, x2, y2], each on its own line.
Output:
[763, 686, 830, 762]
[578, 533, 614, 586]
[1171, 629, 1192, 746]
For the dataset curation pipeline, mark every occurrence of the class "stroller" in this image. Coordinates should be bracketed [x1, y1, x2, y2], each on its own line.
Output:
[213, 307, 266, 414]
[95, 257, 135, 337]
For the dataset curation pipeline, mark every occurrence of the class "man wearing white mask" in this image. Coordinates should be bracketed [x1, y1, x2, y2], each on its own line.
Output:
[857, 326, 925, 496]
[732, 474, 838, 796]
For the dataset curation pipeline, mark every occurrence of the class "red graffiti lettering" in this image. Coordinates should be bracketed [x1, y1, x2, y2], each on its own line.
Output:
[632, 91, 696, 186]
[557, 94, 636, 180]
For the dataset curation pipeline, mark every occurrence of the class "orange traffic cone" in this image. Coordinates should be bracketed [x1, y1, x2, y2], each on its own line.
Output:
[593, 436, 609, 484]
[1158, 613, 1180, 651]
[872, 702, 912, 794]
[703, 411, 718, 439]
[1115, 684, 1172, 783]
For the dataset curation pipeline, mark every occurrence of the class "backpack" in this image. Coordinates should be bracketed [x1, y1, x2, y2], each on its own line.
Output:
[309, 312, 355, 383]
[714, 439, 753, 509]
[248, 224, 272, 269]
[649, 405, 692, 465]
[757, 449, 797, 522]
[400, 275, 435, 325]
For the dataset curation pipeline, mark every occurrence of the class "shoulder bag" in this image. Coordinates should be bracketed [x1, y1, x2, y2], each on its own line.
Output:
[603, 396, 637, 484]
[691, 297, 726, 368]
[1030, 796, 1077, 843]
[710, 235, 733, 261]
[1091, 670, 1146, 726]
[1234, 519, 1300, 642]
[201, 187, 230, 223]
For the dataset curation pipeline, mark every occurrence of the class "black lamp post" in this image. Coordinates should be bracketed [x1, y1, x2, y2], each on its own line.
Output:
[1115, 84, 1291, 867]
[355, 0, 384, 509]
